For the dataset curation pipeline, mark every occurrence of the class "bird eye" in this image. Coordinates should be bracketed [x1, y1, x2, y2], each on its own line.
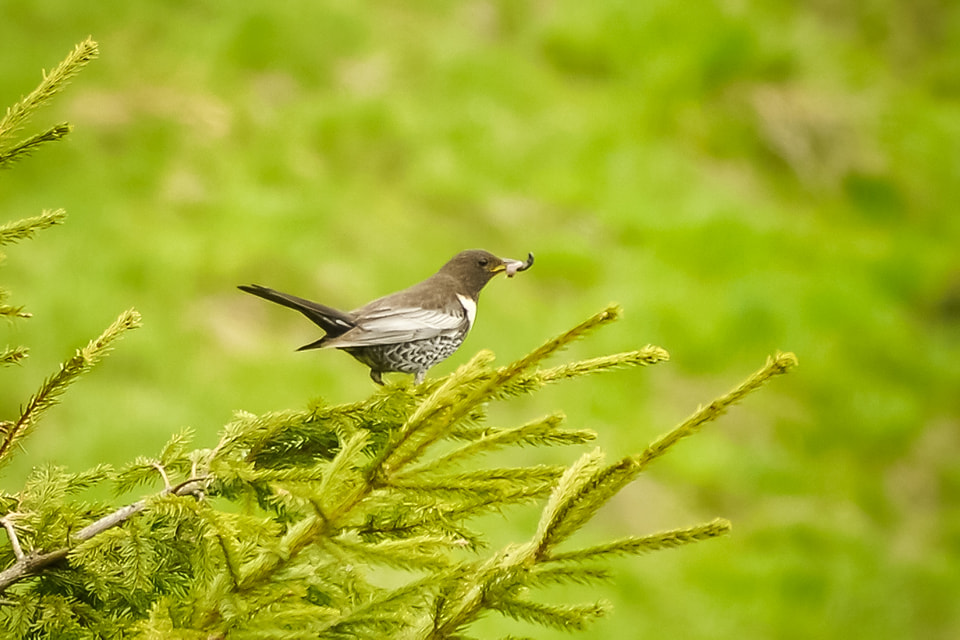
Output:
[478, 257, 489, 267]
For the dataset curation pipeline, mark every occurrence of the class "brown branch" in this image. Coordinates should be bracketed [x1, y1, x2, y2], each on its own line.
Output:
[0, 515, 25, 560]
[0, 476, 208, 593]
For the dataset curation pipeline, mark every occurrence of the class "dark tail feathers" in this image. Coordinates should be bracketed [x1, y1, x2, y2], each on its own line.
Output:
[238, 284, 355, 340]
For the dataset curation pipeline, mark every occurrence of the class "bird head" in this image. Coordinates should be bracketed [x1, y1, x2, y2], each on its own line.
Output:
[439, 249, 534, 296]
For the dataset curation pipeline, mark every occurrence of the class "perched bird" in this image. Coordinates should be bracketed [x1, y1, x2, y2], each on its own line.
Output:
[239, 249, 534, 385]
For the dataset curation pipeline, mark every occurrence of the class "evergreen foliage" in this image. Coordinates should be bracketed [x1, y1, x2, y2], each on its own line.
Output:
[1, 40, 798, 638]
[0, 38, 96, 168]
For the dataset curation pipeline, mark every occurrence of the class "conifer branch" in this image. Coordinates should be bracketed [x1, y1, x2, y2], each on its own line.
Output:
[535, 346, 671, 383]
[316, 430, 369, 509]
[494, 345, 671, 398]
[532, 449, 644, 557]
[524, 564, 613, 588]
[0, 308, 141, 468]
[440, 308, 631, 421]
[528, 353, 796, 561]
[235, 515, 326, 592]
[389, 465, 563, 498]
[0, 284, 795, 637]
[545, 518, 733, 563]
[635, 351, 798, 471]
[417, 414, 575, 471]
[0, 124, 72, 168]
[488, 598, 610, 632]
[329, 534, 457, 571]
[498, 304, 623, 378]
[213, 313, 678, 627]
[358, 486, 546, 547]
[200, 510, 243, 589]
[0, 476, 206, 593]
[114, 457, 169, 496]
[421, 568, 492, 637]
[1, 287, 31, 323]
[0, 209, 66, 247]
[158, 428, 195, 469]
[0, 38, 98, 144]
[219, 409, 311, 462]
[377, 351, 497, 477]
[421, 552, 611, 638]
[1, 346, 29, 366]
[0, 303, 30, 320]
[323, 569, 449, 637]
[381, 308, 642, 480]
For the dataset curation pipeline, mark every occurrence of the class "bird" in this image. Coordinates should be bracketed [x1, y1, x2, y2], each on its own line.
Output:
[239, 249, 534, 385]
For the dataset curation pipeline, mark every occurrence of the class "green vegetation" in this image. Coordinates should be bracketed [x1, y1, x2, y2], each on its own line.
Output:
[1, 2, 958, 638]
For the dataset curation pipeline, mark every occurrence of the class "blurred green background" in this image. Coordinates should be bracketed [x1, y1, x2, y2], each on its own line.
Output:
[2, 1, 959, 638]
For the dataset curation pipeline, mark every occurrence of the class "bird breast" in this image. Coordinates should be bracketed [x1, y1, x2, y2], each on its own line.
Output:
[456, 294, 477, 331]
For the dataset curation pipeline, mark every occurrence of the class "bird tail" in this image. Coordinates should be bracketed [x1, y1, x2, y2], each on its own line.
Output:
[296, 337, 327, 351]
[238, 284, 356, 341]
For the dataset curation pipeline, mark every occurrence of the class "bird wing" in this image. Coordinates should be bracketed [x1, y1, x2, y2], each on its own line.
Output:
[321, 304, 466, 348]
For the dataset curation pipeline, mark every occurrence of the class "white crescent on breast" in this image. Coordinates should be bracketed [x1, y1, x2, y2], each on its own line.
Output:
[456, 294, 477, 331]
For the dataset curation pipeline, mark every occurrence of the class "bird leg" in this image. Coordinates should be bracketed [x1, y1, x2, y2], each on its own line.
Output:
[369, 369, 385, 385]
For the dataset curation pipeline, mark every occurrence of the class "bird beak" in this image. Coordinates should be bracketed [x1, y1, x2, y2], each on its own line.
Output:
[502, 252, 535, 278]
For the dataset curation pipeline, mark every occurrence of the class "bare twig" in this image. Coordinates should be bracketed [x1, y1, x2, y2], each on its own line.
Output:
[151, 462, 172, 491]
[0, 476, 209, 593]
[0, 514, 25, 560]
